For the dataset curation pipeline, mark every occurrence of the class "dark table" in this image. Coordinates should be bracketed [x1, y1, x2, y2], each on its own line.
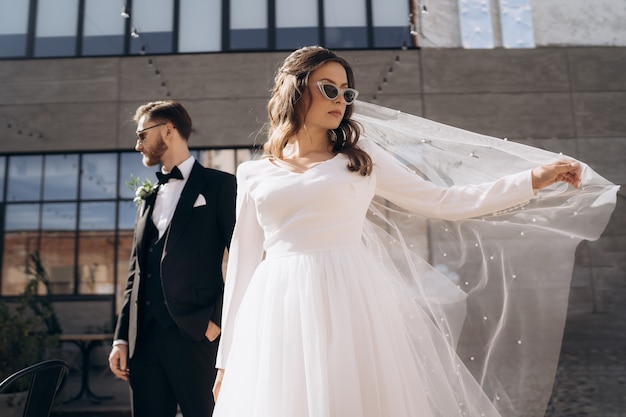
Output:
[59, 333, 115, 403]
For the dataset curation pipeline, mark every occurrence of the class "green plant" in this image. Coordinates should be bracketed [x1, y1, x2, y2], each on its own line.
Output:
[0, 251, 61, 392]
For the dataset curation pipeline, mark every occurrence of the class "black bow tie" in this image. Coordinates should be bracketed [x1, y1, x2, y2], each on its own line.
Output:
[156, 166, 184, 184]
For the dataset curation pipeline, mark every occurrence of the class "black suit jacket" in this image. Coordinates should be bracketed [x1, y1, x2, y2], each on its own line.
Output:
[114, 161, 236, 357]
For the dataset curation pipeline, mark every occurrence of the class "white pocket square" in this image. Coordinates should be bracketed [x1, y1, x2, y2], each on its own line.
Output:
[193, 194, 207, 207]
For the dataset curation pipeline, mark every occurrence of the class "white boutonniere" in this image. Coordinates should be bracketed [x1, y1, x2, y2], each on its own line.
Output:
[126, 175, 157, 206]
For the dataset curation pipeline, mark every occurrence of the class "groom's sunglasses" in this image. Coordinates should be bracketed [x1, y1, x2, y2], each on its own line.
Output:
[316, 81, 359, 105]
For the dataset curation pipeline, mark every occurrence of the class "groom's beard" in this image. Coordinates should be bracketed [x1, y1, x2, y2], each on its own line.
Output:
[142, 135, 169, 167]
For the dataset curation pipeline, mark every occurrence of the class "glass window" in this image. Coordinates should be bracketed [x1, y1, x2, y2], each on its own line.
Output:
[42, 203, 76, 230]
[43, 154, 79, 201]
[324, 0, 367, 48]
[82, 0, 125, 56]
[78, 202, 116, 294]
[40, 230, 76, 295]
[81, 153, 118, 199]
[78, 232, 115, 294]
[499, 0, 535, 48]
[236, 148, 257, 165]
[199, 149, 237, 174]
[5, 204, 40, 231]
[1, 147, 253, 298]
[0, 0, 29, 57]
[458, 0, 495, 49]
[230, 0, 268, 49]
[7, 155, 43, 202]
[0, 156, 5, 202]
[118, 200, 138, 229]
[34, 0, 80, 57]
[2, 221, 40, 296]
[79, 202, 116, 230]
[119, 152, 157, 199]
[372, 0, 412, 48]
[116, 226, 134, 307]
[275, 0, 319, 49]
[179, 0, 221, 52]
[130, 0, 174, 54]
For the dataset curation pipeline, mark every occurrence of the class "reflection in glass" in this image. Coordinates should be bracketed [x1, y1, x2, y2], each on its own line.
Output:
[236, 148, 256, 165]
[130, 0, 174, 54]
[199, 149, 236, 174]
[118, 200, 138, 230]
[3, 203, 40, 294]
[2, 228, 39, 295]
[7, 155, 43, 201]
[275, 0, 318, 49]
[34, 0, 79, 57]
[459, 0, 495, 49]
[499, 0, 535, 48]
[42, 203, 76, 230]
[0, 147, 254, 297]
[43, 154, 79, 200]
[119, 152, 157, 199]
[81, 153, 117, 199]
[116, 228, 135, 309]
[80, 202, 115, 230]
[5, 203, 40, 231]
[0, 0, 29, 57]
[40, 230, 76, 295]
[179, 0, 221, 52]
[83, 0, 125, 55]
[78, 229, 115, 295]
[371, 0, 411, 47]
[230, 0, 267, 49]
[0, 156, 5, 201]
[324, 0, 366, 27]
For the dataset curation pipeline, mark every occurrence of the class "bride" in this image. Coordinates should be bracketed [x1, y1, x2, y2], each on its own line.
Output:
[212, 46, 617, 417]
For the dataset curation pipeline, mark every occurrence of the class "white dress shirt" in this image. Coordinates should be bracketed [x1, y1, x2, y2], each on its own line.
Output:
[152, 156, 195, 239]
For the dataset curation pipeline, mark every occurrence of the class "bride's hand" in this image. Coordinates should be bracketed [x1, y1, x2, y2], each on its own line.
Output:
[213, 368, 225, 402]
[532, 160, 582, 190]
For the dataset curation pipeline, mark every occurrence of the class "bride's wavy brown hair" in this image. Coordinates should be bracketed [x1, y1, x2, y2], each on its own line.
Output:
[264, 46, 373, 176]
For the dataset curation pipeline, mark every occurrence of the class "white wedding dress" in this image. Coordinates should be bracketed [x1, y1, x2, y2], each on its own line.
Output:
[214, 102, 618, 417]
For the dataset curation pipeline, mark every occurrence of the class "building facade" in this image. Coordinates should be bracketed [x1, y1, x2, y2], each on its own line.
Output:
[1, 0, 624, 367]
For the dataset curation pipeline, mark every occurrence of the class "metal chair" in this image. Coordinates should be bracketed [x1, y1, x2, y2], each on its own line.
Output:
[0, 359, 70, 417]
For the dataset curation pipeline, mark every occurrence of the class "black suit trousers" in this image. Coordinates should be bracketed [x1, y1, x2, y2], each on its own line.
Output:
[129, 320, 219, 417]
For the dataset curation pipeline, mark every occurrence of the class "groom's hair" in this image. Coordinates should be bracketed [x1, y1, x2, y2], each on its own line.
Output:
[134, 100, 193, 140]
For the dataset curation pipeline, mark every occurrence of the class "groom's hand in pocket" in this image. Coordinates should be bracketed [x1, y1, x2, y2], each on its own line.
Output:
[205, 320, 221, 342]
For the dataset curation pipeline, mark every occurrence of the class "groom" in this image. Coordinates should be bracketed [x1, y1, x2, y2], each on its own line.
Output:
[109, 100, 236, 417]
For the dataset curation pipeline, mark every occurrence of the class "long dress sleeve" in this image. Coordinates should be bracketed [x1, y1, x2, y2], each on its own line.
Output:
[216, 162, 265, 369]
[360, 138, 536, 221]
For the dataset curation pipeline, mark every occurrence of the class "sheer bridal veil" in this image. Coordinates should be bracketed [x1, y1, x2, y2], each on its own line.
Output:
[353, 101, 618, 416]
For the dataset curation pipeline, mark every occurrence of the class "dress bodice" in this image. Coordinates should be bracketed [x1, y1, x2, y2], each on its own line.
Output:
[243, 155, 374, 258]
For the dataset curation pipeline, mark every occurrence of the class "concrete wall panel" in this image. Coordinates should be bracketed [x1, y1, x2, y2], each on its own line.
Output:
[573, 92, 626, 137]
[370, 95, 423, 116]
[532, 0, 626, 47]
[186, 98, 268, 148]
[341, 50, 422, 97]
[2, 102, 118, 152]
[568, 48, 626, 91]
[421, 48, 570, 93]
[114, 97, 268, 149]
[424, 92, 575, 139]
[119, 53, 275, 102]
[0, 58, 119, 105]
[515, 137, 578, 158]
[576, 137, 626, 185]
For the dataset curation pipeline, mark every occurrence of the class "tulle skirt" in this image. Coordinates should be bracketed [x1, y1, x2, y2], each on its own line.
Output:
[213, 247, 503, 417]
